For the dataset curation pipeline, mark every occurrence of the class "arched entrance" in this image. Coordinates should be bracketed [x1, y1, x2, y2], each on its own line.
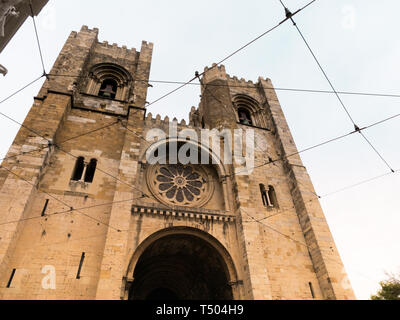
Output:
[128, 232, 235, 300]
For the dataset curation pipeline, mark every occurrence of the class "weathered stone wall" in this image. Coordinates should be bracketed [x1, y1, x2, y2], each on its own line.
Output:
[0, 26, 154, 300]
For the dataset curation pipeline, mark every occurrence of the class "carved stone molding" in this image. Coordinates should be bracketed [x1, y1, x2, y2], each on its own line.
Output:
[132, 205, 235, 223]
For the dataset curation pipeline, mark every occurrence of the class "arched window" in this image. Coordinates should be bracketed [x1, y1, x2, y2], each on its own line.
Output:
[260, 184, 268, 206]
[233, 94, 267, 128]
[71, 157, 85, 181]
[238, 108, 253, 126]
[84, 159, 97, 183]
[267, 185, 278, 208]
[86, 63, 132, 101]
[98, 79, 117, 99]
[260, 184, 278, 208]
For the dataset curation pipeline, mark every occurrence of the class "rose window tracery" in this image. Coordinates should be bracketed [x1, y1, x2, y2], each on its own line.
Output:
[147, 164, 214, 207]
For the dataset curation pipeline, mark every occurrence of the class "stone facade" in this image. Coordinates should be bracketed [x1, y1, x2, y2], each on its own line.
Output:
[0, 26, 355, 300]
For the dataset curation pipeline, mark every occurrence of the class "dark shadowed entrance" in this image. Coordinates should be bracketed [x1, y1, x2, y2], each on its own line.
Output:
[129, 234, 234, 300]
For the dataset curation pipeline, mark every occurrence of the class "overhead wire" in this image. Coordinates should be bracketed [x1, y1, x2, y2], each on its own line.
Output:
[277, 0, 395, 173]
[28, 0, 47, 76]
[0, 1, 397, 275]
[143, 0, 318, 109]
[45, 74, 400, 100]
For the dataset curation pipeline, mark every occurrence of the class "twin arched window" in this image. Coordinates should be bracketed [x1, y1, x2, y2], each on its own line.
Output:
[71, 157, 97, 183]
[260, 184, 278, 208]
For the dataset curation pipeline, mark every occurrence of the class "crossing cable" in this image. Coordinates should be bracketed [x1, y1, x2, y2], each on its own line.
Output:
[28, 0, 47, 78]
[192, 63, 400, 179]
[143, 0, 317, 109]
[0, 118, 120, 163]
[0, 110, 151, 199]
[194, 74, 271, 161]
[239, 205, 378, 284]
[278, 0, 394, 173]
[0, 194, 146, 228]
[243, 170, 398, 224]
[0, 164, 125, 232]
[120, 121, 152, 147]
[48, 73, 400, 100]
[201, 110, 400, 182]
[0, 115, 397, 243]
[175, 76, 400, 221]
[46, 72, 400, 174]
[125, 97, 400, 185]
[0, 74, 45, 104]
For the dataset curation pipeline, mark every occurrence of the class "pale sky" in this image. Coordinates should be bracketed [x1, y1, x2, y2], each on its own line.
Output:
[1, 0, 400, 300]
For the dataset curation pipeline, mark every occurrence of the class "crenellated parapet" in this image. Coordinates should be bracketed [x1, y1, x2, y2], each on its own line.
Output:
[144, 113, 190, 128]
[202, 63, 228, 85]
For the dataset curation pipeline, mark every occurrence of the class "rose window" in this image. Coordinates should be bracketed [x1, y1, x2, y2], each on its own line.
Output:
[147, 164, 214, 207]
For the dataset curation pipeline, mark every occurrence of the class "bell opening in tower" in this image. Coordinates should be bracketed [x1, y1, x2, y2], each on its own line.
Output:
[98, 78, 117, 99]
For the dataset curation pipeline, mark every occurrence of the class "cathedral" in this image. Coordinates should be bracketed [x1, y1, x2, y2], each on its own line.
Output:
[0, 26, 355, 300]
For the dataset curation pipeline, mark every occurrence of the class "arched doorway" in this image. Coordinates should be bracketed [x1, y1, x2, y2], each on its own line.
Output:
[129, 233, 234, 300]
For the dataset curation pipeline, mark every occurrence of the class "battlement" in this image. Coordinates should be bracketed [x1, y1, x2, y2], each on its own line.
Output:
[145, 113, 188, 127]
[96, 40, 138, 56]
[202, 63, 228, 83]
[226, 74, 258, 88]
[202, 64, 271, 90]
[80, 25, 99, 34]
[141, 40, 154, 50]
[203, 63, 226, 74]
[73, 26, 153, 60]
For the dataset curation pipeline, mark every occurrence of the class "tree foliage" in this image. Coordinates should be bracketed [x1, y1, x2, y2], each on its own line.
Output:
[371, 273, 400, 300]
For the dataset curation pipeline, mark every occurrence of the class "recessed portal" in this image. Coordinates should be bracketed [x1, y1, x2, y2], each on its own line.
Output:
[129, 234, 233, 300]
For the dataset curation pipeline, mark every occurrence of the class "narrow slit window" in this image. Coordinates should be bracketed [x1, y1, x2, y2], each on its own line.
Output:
[71, 157, 85, 181]
[41, 199, 49, 217]
[76, 252, 85, 279]
[309, 282, 315, 299]
[6, 269, 16, 288]
[84, 159, 97, 183]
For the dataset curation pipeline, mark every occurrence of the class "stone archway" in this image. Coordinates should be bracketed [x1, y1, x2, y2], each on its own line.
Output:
[127, 230, 238, 300]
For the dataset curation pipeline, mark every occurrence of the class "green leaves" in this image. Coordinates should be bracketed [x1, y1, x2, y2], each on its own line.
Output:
[371, 275, 400, 300]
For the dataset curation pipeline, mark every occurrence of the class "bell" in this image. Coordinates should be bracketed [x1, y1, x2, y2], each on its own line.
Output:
[239, 112, 251, 125]
[100, 84, 116, 98]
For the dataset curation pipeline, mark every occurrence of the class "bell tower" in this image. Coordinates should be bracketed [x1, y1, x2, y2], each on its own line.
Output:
[190, 64, 355, 300]
[0, 26, 154, 300]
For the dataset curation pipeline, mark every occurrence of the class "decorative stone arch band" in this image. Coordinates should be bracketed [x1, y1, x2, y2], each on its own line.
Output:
[85, 62, 133, 101]
[233, 93, 268, 128]
[123, 227, 242, 300]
